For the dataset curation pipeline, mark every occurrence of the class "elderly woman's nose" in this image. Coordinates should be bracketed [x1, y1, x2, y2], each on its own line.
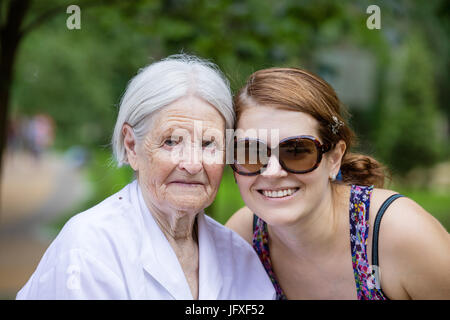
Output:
[261, 155, 288, 178]
[177, 143, 204, 174]
[178, 159, 203, 175]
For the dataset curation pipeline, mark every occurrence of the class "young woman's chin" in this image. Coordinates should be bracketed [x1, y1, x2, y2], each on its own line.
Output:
[247, 195, 311, 227]
[257, 208, 306, 227]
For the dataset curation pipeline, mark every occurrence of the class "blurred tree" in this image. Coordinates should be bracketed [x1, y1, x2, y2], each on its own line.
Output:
[1, 0, 31, 184]
[375, 32, 442, 175]
[0, 0, 141, 185]
[408, 0, 450, 141]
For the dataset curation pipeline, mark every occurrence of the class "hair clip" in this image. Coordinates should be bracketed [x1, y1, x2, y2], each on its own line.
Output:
[330, 115, 344, 135]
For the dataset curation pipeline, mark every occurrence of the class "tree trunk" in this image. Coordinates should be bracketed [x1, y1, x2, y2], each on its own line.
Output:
[0, 0, 31, 210]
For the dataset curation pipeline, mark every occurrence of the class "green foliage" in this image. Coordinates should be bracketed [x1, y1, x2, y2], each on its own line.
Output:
[11, 2, 154, 150]
[375, 33, 443, 175]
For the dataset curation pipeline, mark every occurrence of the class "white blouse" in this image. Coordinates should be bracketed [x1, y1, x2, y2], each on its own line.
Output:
[16, 180, 275, 299]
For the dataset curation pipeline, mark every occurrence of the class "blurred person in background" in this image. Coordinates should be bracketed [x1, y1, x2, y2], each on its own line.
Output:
[28, 114, 55, 160]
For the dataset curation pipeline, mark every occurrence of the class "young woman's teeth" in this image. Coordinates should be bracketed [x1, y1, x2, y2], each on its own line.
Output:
[262, 188, 298, 198]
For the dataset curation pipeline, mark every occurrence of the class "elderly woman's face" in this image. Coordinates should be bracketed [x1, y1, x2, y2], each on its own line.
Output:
[126, 95, 226, 214]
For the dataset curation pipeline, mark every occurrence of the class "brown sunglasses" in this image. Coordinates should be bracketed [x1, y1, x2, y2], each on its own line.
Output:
[230, 135, 331, 176]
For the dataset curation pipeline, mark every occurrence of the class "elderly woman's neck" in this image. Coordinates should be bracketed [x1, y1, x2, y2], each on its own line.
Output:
[151, 208, 199, 242]
[137, 180, 199, 243]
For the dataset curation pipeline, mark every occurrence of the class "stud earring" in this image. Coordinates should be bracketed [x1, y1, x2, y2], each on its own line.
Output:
[330, 174, 336, 181]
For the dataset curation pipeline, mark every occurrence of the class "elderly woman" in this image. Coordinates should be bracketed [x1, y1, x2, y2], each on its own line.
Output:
[16, 55, 275, 300]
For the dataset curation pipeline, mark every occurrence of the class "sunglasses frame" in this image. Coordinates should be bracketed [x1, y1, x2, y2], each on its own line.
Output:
[231, 135, 331, 176]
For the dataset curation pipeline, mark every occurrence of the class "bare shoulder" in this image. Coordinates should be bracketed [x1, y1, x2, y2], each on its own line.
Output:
[370, 188, 450, 299]
[370, 188, 448, 238]
[225, 206, 254, 245]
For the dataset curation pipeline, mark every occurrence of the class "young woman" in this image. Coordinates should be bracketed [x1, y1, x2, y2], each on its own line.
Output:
[226, 67, 450, 300]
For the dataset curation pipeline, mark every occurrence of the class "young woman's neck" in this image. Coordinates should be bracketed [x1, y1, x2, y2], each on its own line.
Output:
[268, 184, 349, 257]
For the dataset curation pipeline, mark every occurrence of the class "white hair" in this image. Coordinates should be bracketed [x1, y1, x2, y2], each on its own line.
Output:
[112, 54, 234, 167]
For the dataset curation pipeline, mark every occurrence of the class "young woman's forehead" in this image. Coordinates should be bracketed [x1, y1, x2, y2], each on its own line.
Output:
[236, 106, 319, 139]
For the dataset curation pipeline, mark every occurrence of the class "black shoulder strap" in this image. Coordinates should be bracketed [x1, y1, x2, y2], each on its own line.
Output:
[372, 194, 405, 267]
[253, 214, 258, 232]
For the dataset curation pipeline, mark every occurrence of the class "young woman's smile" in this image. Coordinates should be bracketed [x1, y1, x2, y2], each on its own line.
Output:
[256, 186, 301, 200]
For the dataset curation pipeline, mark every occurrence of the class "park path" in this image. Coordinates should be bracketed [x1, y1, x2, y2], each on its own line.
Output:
[0, 150, 91, 299]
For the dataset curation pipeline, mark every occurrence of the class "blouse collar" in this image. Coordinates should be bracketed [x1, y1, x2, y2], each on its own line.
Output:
[132, 180, 223, 299]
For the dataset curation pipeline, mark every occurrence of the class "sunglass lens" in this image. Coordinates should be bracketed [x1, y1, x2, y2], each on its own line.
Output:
[279, 138, 318, 172]
[234, 140, 268, 174]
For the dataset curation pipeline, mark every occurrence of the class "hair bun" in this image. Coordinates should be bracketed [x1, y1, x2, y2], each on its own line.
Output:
[340, 153, 388, 188]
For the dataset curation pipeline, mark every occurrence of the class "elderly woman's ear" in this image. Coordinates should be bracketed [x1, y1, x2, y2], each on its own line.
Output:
[122, 123, 139, 171]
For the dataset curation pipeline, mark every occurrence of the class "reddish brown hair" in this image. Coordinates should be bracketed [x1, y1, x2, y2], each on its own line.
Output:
[234, 67, 386, 188]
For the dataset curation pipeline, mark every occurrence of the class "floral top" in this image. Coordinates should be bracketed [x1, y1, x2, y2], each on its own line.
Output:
[252, 184, 387, 300]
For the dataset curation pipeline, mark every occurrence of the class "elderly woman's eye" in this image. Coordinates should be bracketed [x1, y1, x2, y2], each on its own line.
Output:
[202, 140, 216, 148]
[164, 137, 182, 147]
